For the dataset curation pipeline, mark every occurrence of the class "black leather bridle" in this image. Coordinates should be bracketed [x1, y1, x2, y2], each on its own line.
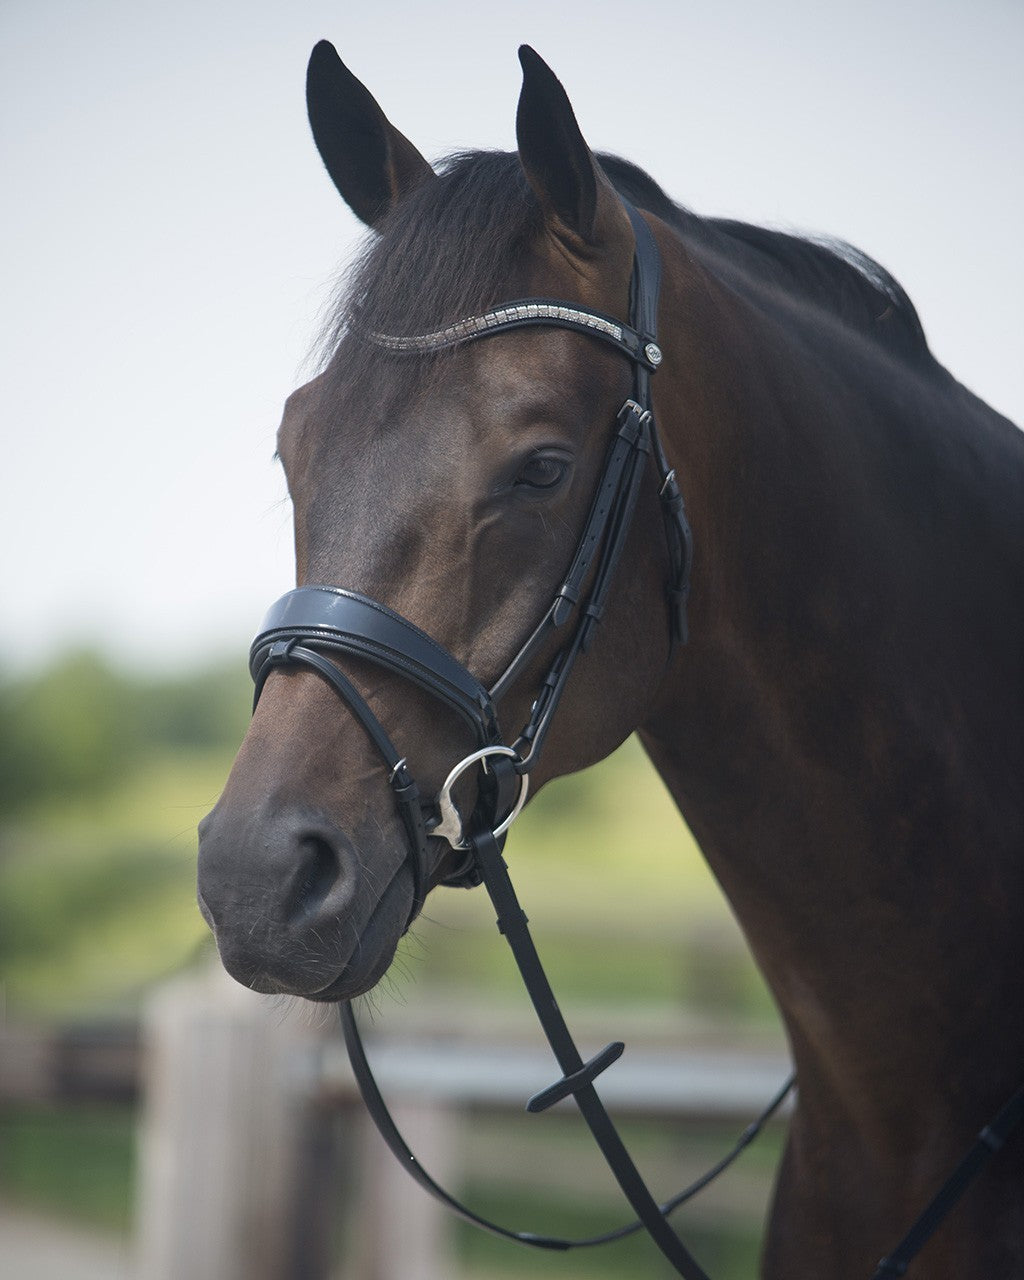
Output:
[251, 202, 692, 913]
[247, 201, 1023, 1278]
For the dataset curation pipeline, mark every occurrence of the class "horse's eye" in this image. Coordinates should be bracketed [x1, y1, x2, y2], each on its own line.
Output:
[515, 454, 569, 491]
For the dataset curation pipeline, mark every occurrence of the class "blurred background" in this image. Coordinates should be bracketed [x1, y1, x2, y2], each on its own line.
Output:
[2, 1, 1021, 1277]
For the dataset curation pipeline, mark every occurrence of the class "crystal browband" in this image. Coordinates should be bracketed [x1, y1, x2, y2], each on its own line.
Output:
[369, 297, 662, 369]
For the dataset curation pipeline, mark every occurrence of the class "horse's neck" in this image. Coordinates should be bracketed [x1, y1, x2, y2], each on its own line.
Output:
[641, 241, 1024, 1099]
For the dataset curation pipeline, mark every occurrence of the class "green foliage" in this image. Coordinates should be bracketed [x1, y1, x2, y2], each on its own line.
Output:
[0, 747, 219, 1016]
[0, 652, 251, 818]
[0, 649, 245, 1015]
[0, 835, 196, 974]
[0, 1103, 136, 1233]
[126, 661, 252, 754]
[0, 649, 774, 1026]
[0, 652, 129, 815]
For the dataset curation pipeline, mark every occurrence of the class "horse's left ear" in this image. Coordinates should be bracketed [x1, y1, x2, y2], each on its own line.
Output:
[306, 40, 435, 227]
[516, 46, 631, 253]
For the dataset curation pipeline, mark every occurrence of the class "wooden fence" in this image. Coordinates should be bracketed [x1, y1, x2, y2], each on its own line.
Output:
[0, 964, 792, 1280]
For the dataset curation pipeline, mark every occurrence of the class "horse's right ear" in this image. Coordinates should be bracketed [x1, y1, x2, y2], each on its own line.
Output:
[515, 46, 630, 255]
[306, 41, 435, 227]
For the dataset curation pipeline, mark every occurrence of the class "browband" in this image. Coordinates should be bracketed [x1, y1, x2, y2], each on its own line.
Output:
[370, 297, 664, 371]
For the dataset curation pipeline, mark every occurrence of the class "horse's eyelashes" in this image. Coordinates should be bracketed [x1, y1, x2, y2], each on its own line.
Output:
[514, 454, 569, 491]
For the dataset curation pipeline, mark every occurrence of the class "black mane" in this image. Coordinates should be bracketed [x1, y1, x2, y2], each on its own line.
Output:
[599, 154, 932, 367]
[321, 153, 539, 379]
[321, 149, 934, 377]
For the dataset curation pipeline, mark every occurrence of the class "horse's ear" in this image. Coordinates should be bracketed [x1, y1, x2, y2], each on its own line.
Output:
[306, 41, 435, 227]
[515, 46, 630, 253]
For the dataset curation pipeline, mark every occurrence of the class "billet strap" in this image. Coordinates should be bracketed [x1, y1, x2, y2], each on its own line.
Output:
[506, 403, 656, 765]
[621, 203, 693, 643]
[652, 427, 694, 645]
[556, 400, 651, 630]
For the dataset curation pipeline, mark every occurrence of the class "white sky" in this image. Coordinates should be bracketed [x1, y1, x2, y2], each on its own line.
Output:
[2, 0, 1021, 673]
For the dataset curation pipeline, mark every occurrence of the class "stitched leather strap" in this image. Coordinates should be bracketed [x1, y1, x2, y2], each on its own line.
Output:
[341, 992, 793, 1254]
[624, 202, 662, 410]
[252, 586, 499, 743]
[490, 399, 654, 709]
[470, 827, 714, 1280]
[252, 638, 434, 920]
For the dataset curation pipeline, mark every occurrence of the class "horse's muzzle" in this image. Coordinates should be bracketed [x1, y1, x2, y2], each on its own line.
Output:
[196, 800, 409, 998]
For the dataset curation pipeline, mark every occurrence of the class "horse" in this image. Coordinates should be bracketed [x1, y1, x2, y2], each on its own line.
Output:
[196, 41, 1024, 1279]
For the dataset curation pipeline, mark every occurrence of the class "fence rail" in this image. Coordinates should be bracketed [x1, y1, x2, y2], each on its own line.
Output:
[317, 1033, 792, 1118]
[1, 966, 792, 1280]
[0, 1020, 139, 1104]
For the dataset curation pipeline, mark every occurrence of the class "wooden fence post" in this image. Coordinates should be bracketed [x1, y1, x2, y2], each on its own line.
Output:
[350, 1097, 459, 1280]
[135, 962, 325, 1280]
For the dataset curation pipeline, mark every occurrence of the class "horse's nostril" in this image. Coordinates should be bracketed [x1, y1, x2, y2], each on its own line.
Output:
[293, 834, 341, 921]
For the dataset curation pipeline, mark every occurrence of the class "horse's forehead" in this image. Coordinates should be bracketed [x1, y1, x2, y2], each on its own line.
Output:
[359, 330, 625, 427]
[281, 322, 632, 520]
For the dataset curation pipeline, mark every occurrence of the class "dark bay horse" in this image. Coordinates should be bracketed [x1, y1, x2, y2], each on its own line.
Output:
[197, 42, 1024, 1279]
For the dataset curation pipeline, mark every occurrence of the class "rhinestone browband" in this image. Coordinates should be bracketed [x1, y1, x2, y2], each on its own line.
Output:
[370, 300, 634, 355]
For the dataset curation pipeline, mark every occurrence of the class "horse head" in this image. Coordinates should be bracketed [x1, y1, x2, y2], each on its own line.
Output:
[197, 45, 679, 1001]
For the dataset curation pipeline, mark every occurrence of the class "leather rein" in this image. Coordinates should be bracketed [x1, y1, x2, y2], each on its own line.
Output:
[248, 201, 1023, 1278]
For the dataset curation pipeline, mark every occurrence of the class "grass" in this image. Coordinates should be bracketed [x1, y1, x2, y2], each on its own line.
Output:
[0, 1102, 137, 1234]
[0, 749, 219, 1017]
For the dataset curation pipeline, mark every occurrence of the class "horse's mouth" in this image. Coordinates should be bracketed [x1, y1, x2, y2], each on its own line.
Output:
[201, 854, 414, 1003]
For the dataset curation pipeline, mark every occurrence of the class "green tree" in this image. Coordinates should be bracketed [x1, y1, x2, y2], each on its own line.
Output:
[0, 652, 252, 819]
[0, 652, 132, 817]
